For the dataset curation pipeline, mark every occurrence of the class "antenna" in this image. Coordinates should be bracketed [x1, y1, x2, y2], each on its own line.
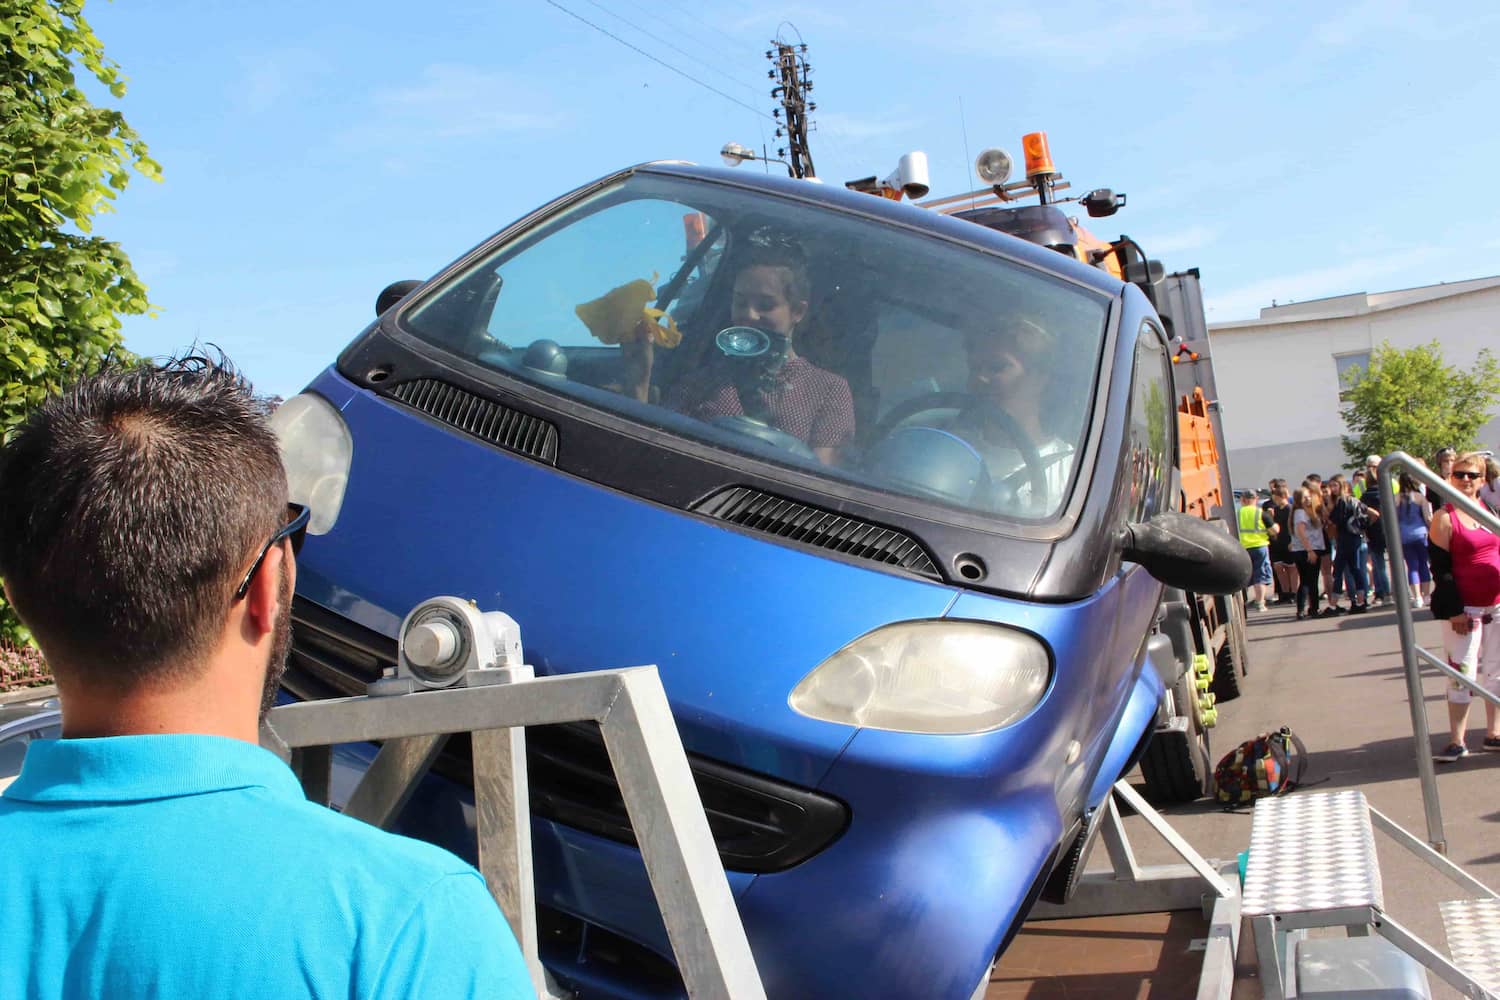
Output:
[959, 97, 975, 210]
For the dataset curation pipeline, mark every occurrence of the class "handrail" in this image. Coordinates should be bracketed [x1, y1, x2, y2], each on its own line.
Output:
[1378, 451, 1500, 853]
[264, 665, 767, 1000]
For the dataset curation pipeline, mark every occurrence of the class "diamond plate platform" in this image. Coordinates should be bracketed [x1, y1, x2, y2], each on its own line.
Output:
[1243, 790, 1384, 917]
[1439, 898, 1500, 994]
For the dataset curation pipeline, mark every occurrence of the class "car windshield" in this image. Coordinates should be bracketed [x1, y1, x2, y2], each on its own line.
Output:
[403, 172, 1112, 520]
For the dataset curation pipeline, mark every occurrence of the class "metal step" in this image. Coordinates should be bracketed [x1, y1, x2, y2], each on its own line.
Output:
[1242, 790, 1500, 999]
[1439, 898, 1500, 995]
[1243, 790, 1385, 918]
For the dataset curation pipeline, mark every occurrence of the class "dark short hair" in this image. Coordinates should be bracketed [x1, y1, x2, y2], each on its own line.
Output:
[736, 237, 811, 306]
[0, 353, 285, 688]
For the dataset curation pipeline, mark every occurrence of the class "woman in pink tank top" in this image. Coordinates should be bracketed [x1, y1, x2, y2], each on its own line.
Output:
[1429, 452, 1500, 762]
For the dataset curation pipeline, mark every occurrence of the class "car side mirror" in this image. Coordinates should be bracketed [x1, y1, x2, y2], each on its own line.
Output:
[1120, 511, 1251, 595]
[376, 279, 423, 317]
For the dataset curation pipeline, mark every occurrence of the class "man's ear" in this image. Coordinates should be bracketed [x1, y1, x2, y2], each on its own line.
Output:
[243, 544, 286, 640]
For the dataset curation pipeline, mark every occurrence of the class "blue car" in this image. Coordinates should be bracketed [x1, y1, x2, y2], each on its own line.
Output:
[272, 162, 1244, 999]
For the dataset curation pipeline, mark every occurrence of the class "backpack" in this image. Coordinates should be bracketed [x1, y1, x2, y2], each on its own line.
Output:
[1342, 495, 1370, 533]
[1214, 727, 1309, 807]
[1352, 502, 1370, 533]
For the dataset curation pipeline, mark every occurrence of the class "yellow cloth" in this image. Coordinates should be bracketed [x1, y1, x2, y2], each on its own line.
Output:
[574, 273, 682, 348]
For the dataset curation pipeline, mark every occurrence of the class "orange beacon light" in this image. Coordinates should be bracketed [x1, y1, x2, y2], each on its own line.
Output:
[1022, 132, 1056, 179]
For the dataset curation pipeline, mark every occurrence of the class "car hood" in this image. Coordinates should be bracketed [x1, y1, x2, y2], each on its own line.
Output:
[293, 375, 963, 786]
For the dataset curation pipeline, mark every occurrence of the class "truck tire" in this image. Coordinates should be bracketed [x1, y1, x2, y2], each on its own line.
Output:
[1233, 592, 1251, 674]
[1138, 726, 1205, 804]
[1139, 674, 1209, 804]
[1212, 594, 1248, 702]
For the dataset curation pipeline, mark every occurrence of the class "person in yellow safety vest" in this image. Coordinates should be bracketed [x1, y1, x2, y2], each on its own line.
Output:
[1239, 489, 1277, 611]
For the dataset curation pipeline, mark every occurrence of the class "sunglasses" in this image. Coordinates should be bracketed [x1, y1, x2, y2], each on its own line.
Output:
[234, 502, 310, 600]
[1451, 470, 1483, 482]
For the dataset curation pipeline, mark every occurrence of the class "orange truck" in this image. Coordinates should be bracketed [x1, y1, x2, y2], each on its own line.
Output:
[861, 133, 1250, 802]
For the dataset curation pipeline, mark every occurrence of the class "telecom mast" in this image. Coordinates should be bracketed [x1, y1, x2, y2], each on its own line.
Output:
[767, 41, 816, 179]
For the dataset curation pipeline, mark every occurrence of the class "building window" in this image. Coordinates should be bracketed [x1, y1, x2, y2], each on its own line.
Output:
[1334, 351, 1370, 408]
[1334, 351, 1371, 389]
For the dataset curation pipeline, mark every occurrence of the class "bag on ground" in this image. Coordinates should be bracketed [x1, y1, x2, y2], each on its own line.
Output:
[1213, 727, 1308, 806]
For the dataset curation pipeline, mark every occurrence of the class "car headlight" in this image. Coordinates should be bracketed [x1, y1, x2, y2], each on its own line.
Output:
[788, 620, 1051, 734]
[269, 393, 352, 536]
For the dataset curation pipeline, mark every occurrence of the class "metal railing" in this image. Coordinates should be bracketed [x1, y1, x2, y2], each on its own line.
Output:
[1378, 450, 1500, 853]
[263, 664, 766, 1000]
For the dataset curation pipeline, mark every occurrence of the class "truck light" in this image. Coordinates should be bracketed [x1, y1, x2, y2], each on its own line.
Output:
[975, 147, 1013, 186]
[1022, 132, 1056, 179]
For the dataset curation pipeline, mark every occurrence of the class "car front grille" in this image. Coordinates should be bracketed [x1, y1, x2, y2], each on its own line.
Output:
[386, 378, 559, 464]
[693, 485, 941, 579]
[286, 598, 848, 874]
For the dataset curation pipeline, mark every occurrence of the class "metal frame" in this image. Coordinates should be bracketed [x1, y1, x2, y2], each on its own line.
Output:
[263, 666, 766, 1000]
[1377, 451, 1500, 853]
[1243, 791, 1499, 999]
[1027, 780, 1239, 1000]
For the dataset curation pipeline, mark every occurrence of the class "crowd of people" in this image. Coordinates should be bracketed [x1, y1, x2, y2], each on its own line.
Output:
[1239, 448, 1500, 763]
[1241, 450, 1499, 617]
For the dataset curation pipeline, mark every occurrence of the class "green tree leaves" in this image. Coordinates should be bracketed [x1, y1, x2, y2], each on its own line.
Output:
[1, 0, 159, 643]
[1339, 342, 1500, 468]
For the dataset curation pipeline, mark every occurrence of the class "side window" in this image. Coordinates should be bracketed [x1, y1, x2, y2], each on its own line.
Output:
[1125, 323, 1175, 522]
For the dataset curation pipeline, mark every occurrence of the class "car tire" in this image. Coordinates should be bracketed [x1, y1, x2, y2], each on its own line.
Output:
[1039, 821, 1091, 904]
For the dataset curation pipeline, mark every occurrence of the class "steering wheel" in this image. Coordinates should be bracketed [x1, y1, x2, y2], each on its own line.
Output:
[871, 392, 1048, 509]
[710, 414, 817, 461]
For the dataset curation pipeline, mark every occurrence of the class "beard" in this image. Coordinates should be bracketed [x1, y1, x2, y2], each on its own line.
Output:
[259, 559, 294, 723]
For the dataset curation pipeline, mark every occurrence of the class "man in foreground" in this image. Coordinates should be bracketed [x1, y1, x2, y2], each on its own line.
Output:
[0, 356, 533, 999]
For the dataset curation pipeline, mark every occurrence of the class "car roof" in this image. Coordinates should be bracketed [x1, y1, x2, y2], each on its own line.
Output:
[0, 701, 61, 729]
[634, 162, 1125, 299]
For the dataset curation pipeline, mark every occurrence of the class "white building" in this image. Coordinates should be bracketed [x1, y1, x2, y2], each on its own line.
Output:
[1206, 275, 1500, 488]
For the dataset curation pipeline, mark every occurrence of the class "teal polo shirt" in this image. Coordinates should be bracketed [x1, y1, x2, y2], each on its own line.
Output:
[0, 734, 533, 1000]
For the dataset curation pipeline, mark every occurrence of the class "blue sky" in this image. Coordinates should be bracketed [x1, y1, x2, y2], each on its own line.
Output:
[83, 0, 1500, 400]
